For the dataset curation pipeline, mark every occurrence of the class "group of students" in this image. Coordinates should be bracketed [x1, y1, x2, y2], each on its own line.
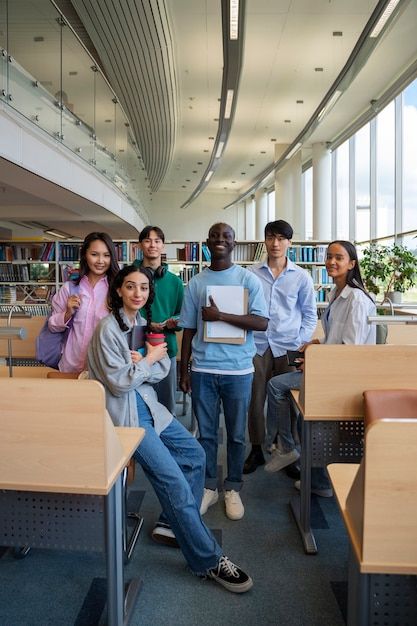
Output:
[47, 219, 376, 594]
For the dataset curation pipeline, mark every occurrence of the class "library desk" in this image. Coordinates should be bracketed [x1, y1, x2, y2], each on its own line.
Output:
[0, 378, 144, 626]
[288, 344, 417, 555]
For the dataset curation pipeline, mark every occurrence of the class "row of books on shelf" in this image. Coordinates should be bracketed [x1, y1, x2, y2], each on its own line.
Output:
[0, 242, 56, 262]
[287, 245, 327, 263]
[306, 266, 332, 285]
[0, 284, 56, 305]
[0, 263, 56, 282]
[170, 265, 199, 283]
[315, 288, 330, 303]
[176, 242, 199, 262]
[232, 242, 266, 262]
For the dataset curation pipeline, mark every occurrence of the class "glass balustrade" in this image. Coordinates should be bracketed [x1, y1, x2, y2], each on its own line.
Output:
[0, 0, 147, 219]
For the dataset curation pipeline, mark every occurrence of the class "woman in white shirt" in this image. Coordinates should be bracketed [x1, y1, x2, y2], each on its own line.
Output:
[264, 241, 376, 494]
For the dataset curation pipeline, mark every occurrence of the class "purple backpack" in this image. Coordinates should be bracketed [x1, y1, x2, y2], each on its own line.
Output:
[36, 282, 80, 368]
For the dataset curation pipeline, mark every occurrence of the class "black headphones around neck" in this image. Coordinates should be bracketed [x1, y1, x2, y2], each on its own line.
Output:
[149, 263, 168, 279]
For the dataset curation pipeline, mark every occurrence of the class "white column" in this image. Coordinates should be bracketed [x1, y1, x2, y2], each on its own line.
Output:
[235, 201, 246, 240]
[312, 142, 332, 240]
[255, 188, 268, 239]
[275, 149, 302, 239]
[245, 195, 256, 240]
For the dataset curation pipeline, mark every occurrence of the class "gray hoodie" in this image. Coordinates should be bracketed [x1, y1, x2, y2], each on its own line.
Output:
[88, 309, 172, 433]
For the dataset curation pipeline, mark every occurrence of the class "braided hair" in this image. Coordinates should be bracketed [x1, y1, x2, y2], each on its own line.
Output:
[108, 265, 155, 332]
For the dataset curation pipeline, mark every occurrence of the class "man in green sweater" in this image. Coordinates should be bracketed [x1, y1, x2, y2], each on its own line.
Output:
[134, 226, 184, 415]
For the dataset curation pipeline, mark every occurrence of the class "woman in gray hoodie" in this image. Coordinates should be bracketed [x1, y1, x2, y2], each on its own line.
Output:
[88, 264, 253, 594]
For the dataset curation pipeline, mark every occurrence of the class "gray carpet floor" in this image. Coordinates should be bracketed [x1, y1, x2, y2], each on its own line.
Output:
[0, 403, 348, 626]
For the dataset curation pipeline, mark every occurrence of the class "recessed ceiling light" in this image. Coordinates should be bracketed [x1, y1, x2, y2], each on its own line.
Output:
[315, 67, 324, 72]
[333, 31, 343, 37]
[284, 119, 291, 123]
[270, 138, 276, 142]
[296, 100, 304, 104]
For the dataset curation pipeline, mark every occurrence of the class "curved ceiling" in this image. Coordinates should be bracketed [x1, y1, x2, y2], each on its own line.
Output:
[71, 0, 178, 192]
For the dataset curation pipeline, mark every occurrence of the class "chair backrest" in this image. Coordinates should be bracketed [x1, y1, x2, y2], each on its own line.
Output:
[363, 389, 417, 428]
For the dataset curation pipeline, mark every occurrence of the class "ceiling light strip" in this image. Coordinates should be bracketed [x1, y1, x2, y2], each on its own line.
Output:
[230, 0, 239, 40]
[369, 0, 401, 37]
[224, 90, 234, 119]
[181, 0, 246, 209]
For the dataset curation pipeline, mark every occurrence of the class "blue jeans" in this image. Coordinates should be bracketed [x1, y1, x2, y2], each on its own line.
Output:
[267, 371, 330, 490]
[133, 391, 222, 575]
[191, 371, 253, 492]
[267, 370, 302, 453]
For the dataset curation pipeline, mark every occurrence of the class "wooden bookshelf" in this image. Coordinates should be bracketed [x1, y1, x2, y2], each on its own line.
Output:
[0, 239, 332, 305]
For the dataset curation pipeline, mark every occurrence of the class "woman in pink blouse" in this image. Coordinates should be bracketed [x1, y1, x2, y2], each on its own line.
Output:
[48, 232, 120, 373]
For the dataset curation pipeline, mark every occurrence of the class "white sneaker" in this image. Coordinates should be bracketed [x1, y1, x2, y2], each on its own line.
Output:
[264, 448, 300, 473]
[200, 488, 219, 515]
[224, 490, 244, 520]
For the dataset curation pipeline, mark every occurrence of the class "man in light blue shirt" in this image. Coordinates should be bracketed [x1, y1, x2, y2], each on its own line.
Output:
[180, 223, 268, 521]
[243, 220, 317, 474]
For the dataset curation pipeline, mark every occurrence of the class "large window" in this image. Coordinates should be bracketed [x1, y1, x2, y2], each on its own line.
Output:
[335, 141, 350, 239]
[376, 101, 395, 238]
[403, 80, 417, 232]
[303, 167, 313, 239]
[355, 124, 370, 241]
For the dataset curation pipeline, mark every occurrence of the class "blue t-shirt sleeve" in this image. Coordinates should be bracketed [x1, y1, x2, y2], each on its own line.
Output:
[247, 273, 268, 318]
[179, 281, 198, 329]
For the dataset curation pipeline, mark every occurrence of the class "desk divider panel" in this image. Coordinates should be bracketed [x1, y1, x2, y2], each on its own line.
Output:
[350, 419, 417, 574]
[0, 379, 140, 495]
[300, 344, 417, 420]
[0, 316, 45, 358]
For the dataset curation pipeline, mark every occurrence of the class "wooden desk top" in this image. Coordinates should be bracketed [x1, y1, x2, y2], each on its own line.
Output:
[328, 463, 362, 565]
[0, 426, 144, 496]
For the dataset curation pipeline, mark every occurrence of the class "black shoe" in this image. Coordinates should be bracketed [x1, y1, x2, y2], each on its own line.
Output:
[151, 522, 179, 548]
[207, 556, 253, 593]
[285, 462, 300, 480]
[243, 448, 265, 474]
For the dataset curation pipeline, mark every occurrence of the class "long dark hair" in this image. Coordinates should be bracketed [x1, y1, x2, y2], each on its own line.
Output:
[328, 240, 374, 301]
[77, 232, 120, 284]
[108, 265, 154, 332]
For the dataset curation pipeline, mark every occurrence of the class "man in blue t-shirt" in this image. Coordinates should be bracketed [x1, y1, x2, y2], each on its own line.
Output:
[180, 223, 268, 521]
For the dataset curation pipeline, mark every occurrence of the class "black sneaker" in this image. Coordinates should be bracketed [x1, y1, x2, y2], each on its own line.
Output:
[243, 447, 265, 474]
[151, 522, 179, 548]
[207, 556, 253, 593]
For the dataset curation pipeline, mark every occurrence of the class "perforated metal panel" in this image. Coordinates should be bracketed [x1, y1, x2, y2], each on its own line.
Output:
[311, 420, 364, 465]
[0, 490, 105, 551]
[369, 574, 417, 625]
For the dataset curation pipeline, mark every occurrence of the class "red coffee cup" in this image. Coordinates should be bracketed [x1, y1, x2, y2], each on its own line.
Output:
[146, 332, 165, 346]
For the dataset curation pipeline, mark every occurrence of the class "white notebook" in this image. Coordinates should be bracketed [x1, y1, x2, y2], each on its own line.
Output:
[204, 285, 248, 344]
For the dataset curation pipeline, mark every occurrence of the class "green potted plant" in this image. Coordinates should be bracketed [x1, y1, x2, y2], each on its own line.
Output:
[360, 243, 417, 304]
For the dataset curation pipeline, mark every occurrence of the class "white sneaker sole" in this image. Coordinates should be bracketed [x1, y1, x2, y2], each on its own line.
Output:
[200, 490, 219, 515]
